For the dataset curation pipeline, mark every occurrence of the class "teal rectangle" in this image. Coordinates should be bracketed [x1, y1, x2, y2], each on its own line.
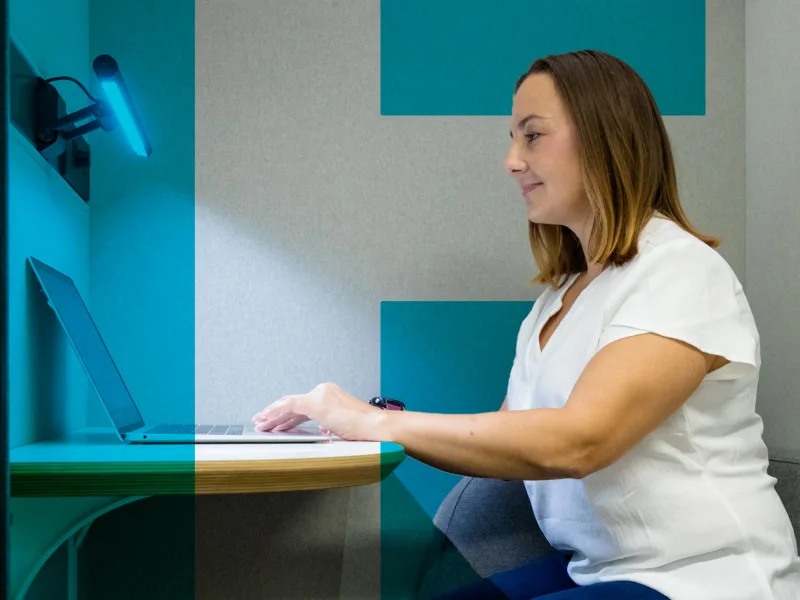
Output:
[381, 0, 705, 116]
[89, 0, 195, 430]
[380, 300, 533, 518]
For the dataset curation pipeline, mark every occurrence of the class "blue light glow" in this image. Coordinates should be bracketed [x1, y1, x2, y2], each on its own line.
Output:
[101, 81, 149, 157]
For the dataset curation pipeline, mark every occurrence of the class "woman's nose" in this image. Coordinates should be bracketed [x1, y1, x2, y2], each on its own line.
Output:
[504, 148, 526, 175]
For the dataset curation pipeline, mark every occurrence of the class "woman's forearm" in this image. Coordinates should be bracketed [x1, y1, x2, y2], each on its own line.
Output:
[375, 408, 592, 481]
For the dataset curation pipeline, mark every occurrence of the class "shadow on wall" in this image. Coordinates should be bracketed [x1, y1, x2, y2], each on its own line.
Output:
[76, 492, 351, 600]
[77, 496, 195, 600]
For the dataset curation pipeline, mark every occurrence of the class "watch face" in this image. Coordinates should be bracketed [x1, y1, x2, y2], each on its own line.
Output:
[370, 397, 406, 411]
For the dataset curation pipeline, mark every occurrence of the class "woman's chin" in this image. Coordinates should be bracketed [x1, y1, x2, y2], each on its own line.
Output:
[527, 208, 550, 224]
[526, 201, 563, 226]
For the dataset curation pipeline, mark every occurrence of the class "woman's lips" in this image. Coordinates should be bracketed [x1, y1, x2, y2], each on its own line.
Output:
[522, 183, 542, 196]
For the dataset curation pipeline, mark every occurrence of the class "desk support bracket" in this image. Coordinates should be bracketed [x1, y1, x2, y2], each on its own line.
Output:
[10, 496, 147, 600]
[67, 523, 92, 600]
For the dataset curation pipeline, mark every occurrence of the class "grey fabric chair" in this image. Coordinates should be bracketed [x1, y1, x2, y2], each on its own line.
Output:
[418, 455, 800, 598]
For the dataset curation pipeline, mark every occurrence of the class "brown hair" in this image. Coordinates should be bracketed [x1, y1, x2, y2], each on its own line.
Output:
[515, 50, 719, 288]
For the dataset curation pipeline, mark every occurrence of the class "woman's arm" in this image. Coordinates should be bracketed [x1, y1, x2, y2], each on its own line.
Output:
[253, 332, 716, 481]
[376, 407, 587, 480]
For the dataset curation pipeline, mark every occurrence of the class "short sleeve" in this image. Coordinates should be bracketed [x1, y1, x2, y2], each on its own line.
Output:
[597, 240, 760, 377]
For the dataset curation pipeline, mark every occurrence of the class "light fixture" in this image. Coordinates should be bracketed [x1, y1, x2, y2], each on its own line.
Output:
[36, 54, 152, 160]
[92, 55, 151, 157]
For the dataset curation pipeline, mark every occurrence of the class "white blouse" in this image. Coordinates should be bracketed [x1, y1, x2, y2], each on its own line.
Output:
[506, 215, 800, 599]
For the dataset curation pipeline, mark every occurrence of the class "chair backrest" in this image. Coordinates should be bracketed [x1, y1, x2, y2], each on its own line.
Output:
[769, 456, 800, 540]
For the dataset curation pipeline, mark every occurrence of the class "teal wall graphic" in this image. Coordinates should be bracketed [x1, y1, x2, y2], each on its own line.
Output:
[89, 0, 195, 429]
[380, 300, 533, 518]
[82, 1, 197, 598]
[381, 0, 706, 116]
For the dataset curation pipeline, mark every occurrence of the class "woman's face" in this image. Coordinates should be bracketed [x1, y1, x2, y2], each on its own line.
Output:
[505, 73, 589, 228]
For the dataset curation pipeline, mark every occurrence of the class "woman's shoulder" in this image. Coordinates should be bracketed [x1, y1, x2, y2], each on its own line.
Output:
[621, 215, 738, 286]
[598, 214, 753, 335]
[597, 215, 760, 376]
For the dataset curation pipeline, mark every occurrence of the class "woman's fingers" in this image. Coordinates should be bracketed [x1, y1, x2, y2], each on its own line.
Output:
[252, 397, 293, 420]
[251, 390, 324, 432]
[252, 397, 297, 426]
[254, 411, 299, 431]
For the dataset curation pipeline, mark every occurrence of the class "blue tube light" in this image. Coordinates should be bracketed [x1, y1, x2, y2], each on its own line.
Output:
[93, 55, 152, 157]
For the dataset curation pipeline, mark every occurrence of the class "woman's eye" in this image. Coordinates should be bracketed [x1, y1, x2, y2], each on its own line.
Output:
[525, 132, 540, 143]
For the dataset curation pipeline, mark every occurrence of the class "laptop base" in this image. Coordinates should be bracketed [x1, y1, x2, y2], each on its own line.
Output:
[122, 424, 332, 443]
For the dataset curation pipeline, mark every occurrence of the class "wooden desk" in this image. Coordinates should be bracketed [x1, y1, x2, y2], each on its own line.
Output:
[11, 427, 405, 496]
[10, 427, 405, 600]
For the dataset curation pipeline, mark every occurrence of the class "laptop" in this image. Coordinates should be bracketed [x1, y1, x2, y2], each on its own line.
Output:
[27, 256, 330, 443]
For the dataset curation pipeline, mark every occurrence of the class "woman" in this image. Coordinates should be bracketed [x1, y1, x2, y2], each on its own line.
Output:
[252, 50, 800, 599]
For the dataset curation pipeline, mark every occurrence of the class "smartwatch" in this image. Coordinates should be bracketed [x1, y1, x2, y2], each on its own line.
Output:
[369, 397, 406, 411]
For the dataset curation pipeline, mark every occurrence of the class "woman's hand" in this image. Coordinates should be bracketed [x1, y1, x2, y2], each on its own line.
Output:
[251, 382, 390, 441]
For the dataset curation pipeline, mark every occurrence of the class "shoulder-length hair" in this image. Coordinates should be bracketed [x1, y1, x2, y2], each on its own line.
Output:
[516, 50, 720, 288]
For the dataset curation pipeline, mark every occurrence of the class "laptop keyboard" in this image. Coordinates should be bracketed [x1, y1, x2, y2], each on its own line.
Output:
[142, 424, 245, 435]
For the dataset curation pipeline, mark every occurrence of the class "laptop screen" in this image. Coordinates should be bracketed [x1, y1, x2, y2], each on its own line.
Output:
[28, 256, 146, 435]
